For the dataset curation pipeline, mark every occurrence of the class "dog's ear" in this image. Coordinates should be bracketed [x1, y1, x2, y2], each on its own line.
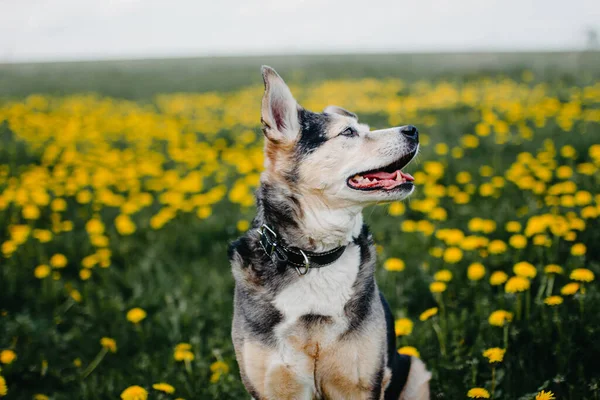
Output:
[323, 105, 358, 120]
[261, 66, 300, 142]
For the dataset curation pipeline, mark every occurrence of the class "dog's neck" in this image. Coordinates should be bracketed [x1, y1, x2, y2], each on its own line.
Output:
[257, 181, 363, 252]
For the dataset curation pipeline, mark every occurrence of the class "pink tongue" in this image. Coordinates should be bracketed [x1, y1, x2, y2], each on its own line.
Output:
[364, 171, 396, 180]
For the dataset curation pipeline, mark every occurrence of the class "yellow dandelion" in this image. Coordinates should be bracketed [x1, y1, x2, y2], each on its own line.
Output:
[70, 290, 82, 303]
[398, 346, 420, 358]
[33, 395, 49, 400]
[544, 296, 564, 306]
[488, 240, 507, 254]
[505, 221, 522, 233]
[561, 282, 580, 296]
[100, 337, 117, 353]
[482, 347, 505, 363]
[467, 387, 490, 398]
[433, 269, 453, 282]
[152, 383, 175, 394]
[544, 265, 563, 275]
[443, 247, 463, 263]
[467, 263, 486, 281]
[210, 360, 230, 383]
[49, 253, 68, 268]
[509, 234, 527, 249]
[489, 310, 513, 327]
[175, 343, 192, 352]
[430, 281, 447, 293]
[236, 219, 250, 231]
[34, 264, 51, 279]
[115, 214, 136, 236]
[513, 261, 537, 279]
[0, 375, 7, 397]
[384, 258, 405, 272]
[570, 243, 586, 256]
[394, 318, 413, 336]
[536, 390, 556, 400]
[570, 268, 594, 282]
[174, 349, 195, 362]
[0, 350, 16, 365]
[505, 276, 530, 293]
[419, 307, 438, 321]
[126, 308, 147, 324]
[489, 271, 508, 286]
[121, 385, 148, 400]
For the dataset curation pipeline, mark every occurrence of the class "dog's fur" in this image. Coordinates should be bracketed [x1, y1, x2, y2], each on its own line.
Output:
[229, 66, 431, 400]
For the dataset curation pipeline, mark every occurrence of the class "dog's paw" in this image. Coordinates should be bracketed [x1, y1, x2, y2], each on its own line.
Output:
[400, 357, 431, 400]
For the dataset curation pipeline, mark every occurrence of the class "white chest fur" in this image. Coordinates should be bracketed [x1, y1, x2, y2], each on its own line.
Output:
[273, 244, 360, 334]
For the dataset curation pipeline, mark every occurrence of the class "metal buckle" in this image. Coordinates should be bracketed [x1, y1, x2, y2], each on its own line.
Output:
[259, 224, 277, 256]
[259, 224, 288, 265]
[294, 249, 310, 276]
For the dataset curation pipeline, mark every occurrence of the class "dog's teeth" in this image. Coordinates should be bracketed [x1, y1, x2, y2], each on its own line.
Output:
[396, 172, 402, 181]
[353, 175, 361, 181]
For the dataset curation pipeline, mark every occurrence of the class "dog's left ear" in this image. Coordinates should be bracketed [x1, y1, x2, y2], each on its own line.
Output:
[261, 66, 300, 142]
[323, 105, 357, 120]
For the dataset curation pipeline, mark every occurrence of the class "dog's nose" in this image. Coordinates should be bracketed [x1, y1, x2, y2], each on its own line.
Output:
[400, 125, 419, 140]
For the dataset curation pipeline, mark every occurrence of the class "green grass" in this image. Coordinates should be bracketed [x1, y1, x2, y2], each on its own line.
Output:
[1, 53, 599, 400]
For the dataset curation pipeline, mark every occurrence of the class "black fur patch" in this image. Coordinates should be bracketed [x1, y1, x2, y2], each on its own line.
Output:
[237, 286, 283, 346]
[299, 313, 333, 327]
[342, 224, 376, 335]
[296, 108, 330, 155]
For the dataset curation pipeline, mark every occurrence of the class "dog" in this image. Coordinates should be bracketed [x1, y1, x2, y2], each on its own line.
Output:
[229, 66, 431, 400]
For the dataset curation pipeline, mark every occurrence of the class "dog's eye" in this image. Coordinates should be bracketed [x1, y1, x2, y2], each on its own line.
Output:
[339, 127, 357, 137]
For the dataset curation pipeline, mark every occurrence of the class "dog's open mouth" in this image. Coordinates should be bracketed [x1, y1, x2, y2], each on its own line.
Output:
[347, 152, 416, 191]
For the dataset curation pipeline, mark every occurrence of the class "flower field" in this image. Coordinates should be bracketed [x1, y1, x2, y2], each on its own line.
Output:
[0, 59, 599, 399]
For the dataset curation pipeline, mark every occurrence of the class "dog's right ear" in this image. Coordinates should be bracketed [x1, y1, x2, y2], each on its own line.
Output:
[261, 66, 300, 142]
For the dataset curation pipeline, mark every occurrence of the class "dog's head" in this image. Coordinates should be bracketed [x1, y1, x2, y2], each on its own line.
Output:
[260, 66, 418, 208]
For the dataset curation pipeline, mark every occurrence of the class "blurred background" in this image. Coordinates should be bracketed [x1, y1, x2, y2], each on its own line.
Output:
[1, 1, 599, 400]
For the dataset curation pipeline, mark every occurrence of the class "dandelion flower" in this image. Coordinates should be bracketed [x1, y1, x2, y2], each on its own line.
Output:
[0, 376, 6, 397]
[513, 262, 537, 279]
[0, 350, 16, 365]
[433, 269, 452, 282]
[394, 318, 413, 336]
[489, 310, 513, 327]
[535, 390, 556, 400]
[570, 243, 586, 256]
[50, 253, 68, 268]
[505, 276, 530, 293]
[419, 307, 438, 321]
[210, 360, 230, 383]
[443, 247, 463, 263]
[100, 337, 117, 353]
[34, 265, 51, 279]
[152, 383, 175, 394]
[505, 221, 521, 233]
[489, 271, 508, 286]
[33, 395, 49, 400]
[430, 282, 447, 293]
[467, 387, 490, 398]
[544, 265, 563, 275]
[398, 346, 420, 358]
[174, 349, 195, 362]
[384, 258, 405, 272]
[468, 263, 486, 281]
[544, 296, 563, 306]
[121, 385, 148, 400]
[488, 240, 507, 254]
[126, 308, 147, 324]
[482, 347, 505, 363]
[570, 268, 594, 282]
[509, 235, 527, 249]
[561, 282, 580, 296]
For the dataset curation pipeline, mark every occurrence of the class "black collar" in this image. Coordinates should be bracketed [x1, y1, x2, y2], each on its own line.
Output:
[258, 224, 347, 276]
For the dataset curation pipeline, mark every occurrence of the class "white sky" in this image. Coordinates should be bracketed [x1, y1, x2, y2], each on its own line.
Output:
[1, 0, 599, 63]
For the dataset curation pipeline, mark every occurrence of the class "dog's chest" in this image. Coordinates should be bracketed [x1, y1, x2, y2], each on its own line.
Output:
[273, 245, 360, 338]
